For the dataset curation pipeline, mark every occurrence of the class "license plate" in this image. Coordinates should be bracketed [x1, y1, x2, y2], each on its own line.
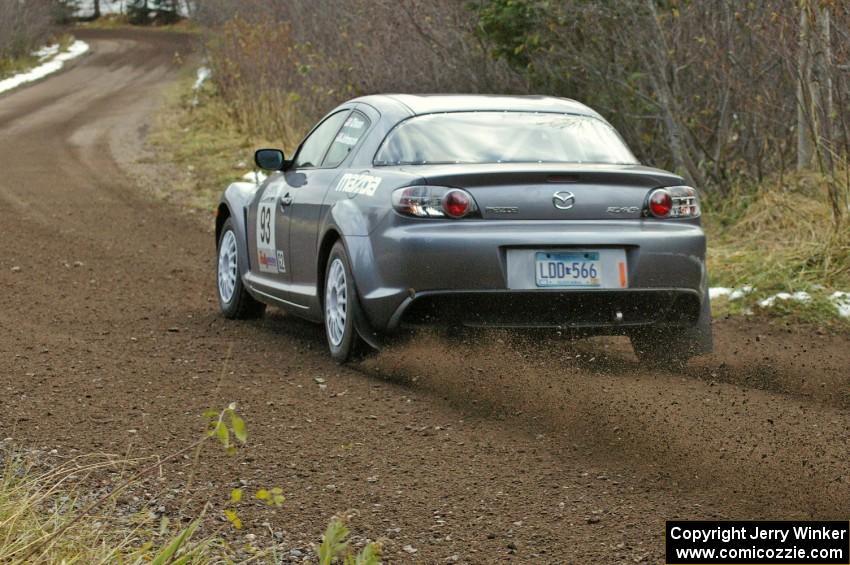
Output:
[535, 251, 602, 288]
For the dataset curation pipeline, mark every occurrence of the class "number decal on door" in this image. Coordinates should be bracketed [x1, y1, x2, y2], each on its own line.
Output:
[256, 190, 279, 273]
[259, 206, 272, 245]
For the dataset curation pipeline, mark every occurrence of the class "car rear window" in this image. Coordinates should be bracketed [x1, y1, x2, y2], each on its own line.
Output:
[374, 111, 637, 166]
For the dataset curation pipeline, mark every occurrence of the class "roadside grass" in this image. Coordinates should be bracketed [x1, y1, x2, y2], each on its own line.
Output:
[0, 405, 381, 564]
[0, 449, 225, 563]
[0, 33, 75, 80]
[152, 71, 850, 329]
[705, 171, 850, 329]
[148, 71, 298, 212]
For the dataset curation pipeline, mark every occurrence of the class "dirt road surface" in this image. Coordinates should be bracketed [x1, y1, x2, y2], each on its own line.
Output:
[1, 31, 848, 563]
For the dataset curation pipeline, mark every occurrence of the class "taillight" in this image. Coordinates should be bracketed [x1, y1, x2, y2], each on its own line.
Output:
[442, 190, 472, 218]
[392, 186, 478, 219]
[649, 189, 672, 217]
[647, 186, 700, 218]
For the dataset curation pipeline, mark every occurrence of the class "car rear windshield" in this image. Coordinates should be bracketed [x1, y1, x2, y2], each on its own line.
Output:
[373, 111, 637, 166]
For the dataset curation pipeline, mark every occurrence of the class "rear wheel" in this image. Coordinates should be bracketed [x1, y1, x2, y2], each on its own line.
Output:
[630, 292, 713, 368]
[217, 218, 265, 319]
[630, 323, 710, 368]
[324, 242, 364, 362]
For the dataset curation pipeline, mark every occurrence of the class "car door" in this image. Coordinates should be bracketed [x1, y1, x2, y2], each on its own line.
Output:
[246, 111, 349, 302]
[286, 108, 374, 311]
[274, 109, 352, 306]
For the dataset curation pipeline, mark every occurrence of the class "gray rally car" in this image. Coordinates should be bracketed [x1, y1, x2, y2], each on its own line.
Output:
[215, 94, 712, 363]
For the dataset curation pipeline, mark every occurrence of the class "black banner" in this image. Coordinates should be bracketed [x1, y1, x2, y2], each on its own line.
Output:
[666, 521, 850, 564]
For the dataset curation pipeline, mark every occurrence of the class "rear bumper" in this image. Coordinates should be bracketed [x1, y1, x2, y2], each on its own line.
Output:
[391, 288, 701, 330]
[346, 217, 708, 333]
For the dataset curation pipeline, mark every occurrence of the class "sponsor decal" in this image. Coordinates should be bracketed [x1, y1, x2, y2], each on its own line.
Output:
[343, 115, 366, 130]
[335, 132, 361, 146]
[276, 250, 286, 273]
[258, 250, 278, 273]
[336, 173, 381, 196]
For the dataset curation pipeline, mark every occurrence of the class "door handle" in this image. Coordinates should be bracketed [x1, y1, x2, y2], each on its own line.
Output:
[279, 193, 293, 209]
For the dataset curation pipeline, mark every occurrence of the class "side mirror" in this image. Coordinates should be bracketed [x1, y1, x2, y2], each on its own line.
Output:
[255, 148, 285, 171]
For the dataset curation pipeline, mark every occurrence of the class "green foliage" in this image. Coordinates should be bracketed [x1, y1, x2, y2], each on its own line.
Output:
[149, 519, 202, 565]
[206, 402, 247, 455]
[126, 0, 181, 25]
[51, 0, 79, 25]
[255, 487, 285, 507]
[223, 509, 242, 530]
[318, 517, 382, 565]
[474, 0, 541, 67]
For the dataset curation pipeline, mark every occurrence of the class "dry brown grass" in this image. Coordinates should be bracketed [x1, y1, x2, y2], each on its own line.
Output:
[707, 171, 850, 290]
[706, 170, 850, 326]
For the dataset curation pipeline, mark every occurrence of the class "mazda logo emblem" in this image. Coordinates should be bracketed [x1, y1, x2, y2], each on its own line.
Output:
[552, 191, 576, 210]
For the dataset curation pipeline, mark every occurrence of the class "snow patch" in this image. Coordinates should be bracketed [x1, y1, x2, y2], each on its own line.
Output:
[0, 40, 90, 95]
[193, 66, 211, 91]
[191, 66, 212, 107]
[713, 285, 850, 318]
[242, 171, 268, 185]
[758, 291, 812, 308]
[709, 287, 733, 299]
[830, 291, 850, 318]
[710, 285, 753, 301]
[33, 43, 60, 61]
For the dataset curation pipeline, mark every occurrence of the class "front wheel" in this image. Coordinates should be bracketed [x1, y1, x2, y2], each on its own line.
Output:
[217, 218, 265, 319]
[324, 242, 365, 363]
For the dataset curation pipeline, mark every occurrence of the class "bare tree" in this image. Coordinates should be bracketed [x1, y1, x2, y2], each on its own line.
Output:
[0, 0, 53, 60]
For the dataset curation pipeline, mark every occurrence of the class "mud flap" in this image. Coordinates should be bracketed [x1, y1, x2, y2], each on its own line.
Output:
[691, 291, 714, 354]
[352, 291, 384, 351]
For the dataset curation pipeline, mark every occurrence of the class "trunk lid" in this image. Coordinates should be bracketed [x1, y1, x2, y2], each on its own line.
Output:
[412, 163, 684, 220]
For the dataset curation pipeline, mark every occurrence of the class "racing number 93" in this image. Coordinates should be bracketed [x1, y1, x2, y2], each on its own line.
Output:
[259, 204, 272, 245]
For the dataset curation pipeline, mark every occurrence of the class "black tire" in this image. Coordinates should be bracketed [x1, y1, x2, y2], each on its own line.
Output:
[630, 292, 713, 368]
[323, 241, 364, 362]
[217, 218, 265, 319]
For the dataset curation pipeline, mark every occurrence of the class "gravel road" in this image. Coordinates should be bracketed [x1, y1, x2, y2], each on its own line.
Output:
[1, 30, 848, 564]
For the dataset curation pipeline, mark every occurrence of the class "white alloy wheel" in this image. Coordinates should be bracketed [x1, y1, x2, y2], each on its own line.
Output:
[218, 229, 238, 304]
[325, 257, 347, 347]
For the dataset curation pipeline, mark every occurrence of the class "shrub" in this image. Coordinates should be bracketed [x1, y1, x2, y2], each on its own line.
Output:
[198, 0, 520, 141]
[0, 0, 53, 60]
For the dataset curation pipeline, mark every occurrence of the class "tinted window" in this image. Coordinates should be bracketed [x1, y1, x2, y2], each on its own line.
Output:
[294, 111, 349, 168]
[374, 112, 637, 166]
[322, 111, 371, 167]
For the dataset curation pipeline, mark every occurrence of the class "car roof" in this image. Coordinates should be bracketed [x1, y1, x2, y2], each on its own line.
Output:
[351, 94, 603, 120]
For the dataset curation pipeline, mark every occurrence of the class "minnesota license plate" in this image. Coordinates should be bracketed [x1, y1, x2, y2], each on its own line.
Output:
[535, 251, 602, 288]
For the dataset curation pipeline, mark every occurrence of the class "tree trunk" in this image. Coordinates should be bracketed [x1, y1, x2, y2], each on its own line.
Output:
[799, 2, 843, 223]
[641, 0, 707, 189]
[811, 5, 835, 171]
[93, 0, 101, 18]
[797, 5, 814, 170]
